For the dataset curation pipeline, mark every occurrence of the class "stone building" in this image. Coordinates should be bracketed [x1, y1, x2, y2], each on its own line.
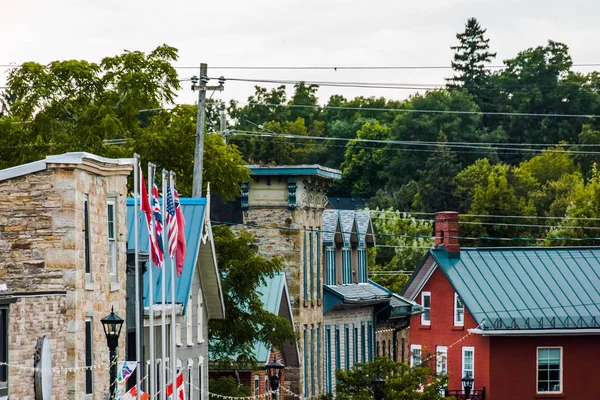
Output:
[0, 152, 134, 399]
[235, 165, 341, 399]
[320, 209, 421, 395]
[126, 195, 225, 400]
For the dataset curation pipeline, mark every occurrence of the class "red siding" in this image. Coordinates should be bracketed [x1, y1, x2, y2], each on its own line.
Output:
[409, 267, 491, 393]
[490, 335, 600, 400]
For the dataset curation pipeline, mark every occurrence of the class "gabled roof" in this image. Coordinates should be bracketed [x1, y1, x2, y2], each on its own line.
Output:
[325, 198, 369, 210]
[0, 152, 134, 182]
[126, 197, 225, 319]
[210, 272, 299, 368]
[339, 210, 358, 246]
[355, 211, 375, 247]
[322, 210, 342, 246]
[404, 246, 600, 332]
[247, 164, 341, 180]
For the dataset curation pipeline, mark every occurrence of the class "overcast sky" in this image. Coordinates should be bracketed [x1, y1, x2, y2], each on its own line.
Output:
[2, 0, 599, 106]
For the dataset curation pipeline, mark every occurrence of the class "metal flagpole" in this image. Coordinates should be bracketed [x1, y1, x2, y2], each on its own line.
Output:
[133, 154, 141, 400]
[148, 163, 156, 398]
[169, 171, 178, 398]
[161, 169, 168, 400]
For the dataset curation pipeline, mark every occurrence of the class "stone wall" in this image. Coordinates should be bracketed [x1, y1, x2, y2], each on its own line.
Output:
[0, 164, 130, 399]
[376, 323, 410, 364]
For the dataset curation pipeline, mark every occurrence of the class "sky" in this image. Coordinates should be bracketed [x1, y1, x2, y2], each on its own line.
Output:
[1, 0, 599, 106]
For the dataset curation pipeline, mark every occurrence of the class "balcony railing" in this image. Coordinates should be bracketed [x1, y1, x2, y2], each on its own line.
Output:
[444, 387, 486, 400]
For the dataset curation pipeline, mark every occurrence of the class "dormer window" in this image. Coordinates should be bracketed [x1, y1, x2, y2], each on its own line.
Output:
[357, 248, 367, 283]
[325, 247, 336, 285]
[342, 248, 352, 284]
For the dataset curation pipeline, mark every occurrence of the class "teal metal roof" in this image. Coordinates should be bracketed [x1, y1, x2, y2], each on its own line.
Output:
[126, 198, 207, 314]
[430, 246, 600, 331]
[247, 164, 341, 180]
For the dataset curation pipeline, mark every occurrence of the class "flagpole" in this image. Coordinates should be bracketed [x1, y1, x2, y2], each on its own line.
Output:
[169, 171, 178, 399]
[148, 163, 156, 398]
[133, 154, 141, 400]
[161, 169, 168, 400]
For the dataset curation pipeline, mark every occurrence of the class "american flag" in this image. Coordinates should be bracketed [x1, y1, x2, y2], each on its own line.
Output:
[174, 185, 186, 276]
[166, 184, 178, 258]
[152, 176, 164, 266]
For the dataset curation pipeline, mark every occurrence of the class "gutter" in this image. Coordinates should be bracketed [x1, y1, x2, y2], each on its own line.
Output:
[469, 328, 600, 336]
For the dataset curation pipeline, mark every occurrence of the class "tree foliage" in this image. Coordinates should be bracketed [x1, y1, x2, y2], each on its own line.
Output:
[209, 227, 297, 365]
[332, 357, 447, 400]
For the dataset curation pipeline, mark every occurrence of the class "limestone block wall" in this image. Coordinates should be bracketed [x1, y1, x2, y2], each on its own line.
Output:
[376, 323, 410, 364]
[0, 165, 130, 399]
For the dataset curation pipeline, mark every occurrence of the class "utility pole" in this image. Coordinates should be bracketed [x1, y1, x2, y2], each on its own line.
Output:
[191, 63, 225, 197]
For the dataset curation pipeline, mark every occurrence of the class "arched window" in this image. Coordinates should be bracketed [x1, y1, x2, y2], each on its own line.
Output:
[198, 288, 204, 343]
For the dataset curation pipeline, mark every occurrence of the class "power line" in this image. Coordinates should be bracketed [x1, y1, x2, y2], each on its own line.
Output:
[200, 63, 600, 70]
[238, 101, 600, 119]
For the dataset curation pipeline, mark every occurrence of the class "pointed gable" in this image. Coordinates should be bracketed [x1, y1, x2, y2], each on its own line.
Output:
[339, 210, 358, 246]
[355, 211, 375, 247]
[322, 210, 342, 246]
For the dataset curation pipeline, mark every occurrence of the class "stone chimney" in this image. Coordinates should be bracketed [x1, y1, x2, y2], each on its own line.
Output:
[434, 211, 460, 254]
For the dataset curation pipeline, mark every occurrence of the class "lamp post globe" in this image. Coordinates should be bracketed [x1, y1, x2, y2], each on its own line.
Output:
[101, 307, 124, 400]
[265, 360, 284, 400]
[462, 375, 474, 398]
[371, 376, 386, 400]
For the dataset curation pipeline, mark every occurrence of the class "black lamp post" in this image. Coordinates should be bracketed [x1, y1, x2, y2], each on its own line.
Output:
[101, 307, 124, 400]
[265, 360, 284, 399]
[371, 376, 386, 400]
[462, 375, 474, 398]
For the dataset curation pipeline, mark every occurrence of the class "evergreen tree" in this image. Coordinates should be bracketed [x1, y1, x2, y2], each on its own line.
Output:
[447, 18, 497, 96]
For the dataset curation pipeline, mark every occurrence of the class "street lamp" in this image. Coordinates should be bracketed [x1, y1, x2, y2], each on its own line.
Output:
[371, 376, 386, 400]
[265, 360, 284, 400]
[101, 307, 124, 400]
[462, 375, 474, 398]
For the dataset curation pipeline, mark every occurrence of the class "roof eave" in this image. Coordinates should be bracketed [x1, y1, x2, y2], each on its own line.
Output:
[470, 328, 600, 336]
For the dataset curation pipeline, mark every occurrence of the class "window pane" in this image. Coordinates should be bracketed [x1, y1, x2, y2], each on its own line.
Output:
[85, 320, 93, 394]
[107, 203, 115, 239]
[456, 295, 463, 308]
[423, 310, 430, 321]
[423, 295, 430, 308]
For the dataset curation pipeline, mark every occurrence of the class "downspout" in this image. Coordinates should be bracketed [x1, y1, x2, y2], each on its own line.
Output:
[392, 319, 409, 363]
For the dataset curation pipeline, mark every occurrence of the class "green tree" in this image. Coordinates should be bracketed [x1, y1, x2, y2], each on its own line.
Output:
[368, 209, 433, 293]
[447, 18, 497, 97]
[209, 376, 252, 400]
[209, 227, 298, 365]
[334, 357, 447, 400]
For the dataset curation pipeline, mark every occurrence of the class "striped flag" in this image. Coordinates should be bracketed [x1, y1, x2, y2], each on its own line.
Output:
[140, 168, 162, 267]
[152, 176, 165, 266]
[165, 372, 186, 400]
[174, 185, 186, 276]
[166, 184, 178, 258]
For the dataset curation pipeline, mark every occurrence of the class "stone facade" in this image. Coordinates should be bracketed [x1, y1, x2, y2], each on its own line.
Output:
[236, 166, 340, 399]
[0, 154, 132, 399]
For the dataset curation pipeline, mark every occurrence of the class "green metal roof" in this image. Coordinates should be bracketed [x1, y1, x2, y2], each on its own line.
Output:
[247, 164, 341, 180]
[430, 247, 600, 331]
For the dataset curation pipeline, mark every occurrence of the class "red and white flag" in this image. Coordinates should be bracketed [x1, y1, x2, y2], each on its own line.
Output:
[120, 385, 150, 400]
[140, 168, 162, 267]
[174, 185, 186, 276]
[165, 371, 186, 400]
[166, 183, 178, 258]
[151, 176, 165, 266]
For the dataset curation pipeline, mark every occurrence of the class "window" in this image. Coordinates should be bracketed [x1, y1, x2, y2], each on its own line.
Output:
[382, 340, 386, 357]
[361, 323, 366, 363]
[325, 326, 332, 393]
[187, 359, 194, 400]
[462, 347, 475, 389]
[537, 347, 562, 393]
[107, 198, 117, 282]
[436, 346, 448, 376]
[84, 194, 91, 275]
[187, 293, 193, 346]
[335, 326, 341, 372]
[197, 289, 204, 343]
[316, 324, 321, 392]
[357, 248, 367, 283]
[353, 326, 359, 365]
[303, 325, 308, 395]
[325, 247, 336, 285]
[85, 317, 93, 395]
[309, 229, 314, 302]
[344, 324, 350, 370]
[316, 231, 321, 299]
[410, 344, 422, 367]
[342, 248, 352, 284]
[454, 293, 464, 326]
[198, 356, 204, 400]
[0, 308, 7, 397]
[311, 326, 315, 396]
[388, 340, 391, 359]
[367, 322, 373, 361]
[303, 229, 308, 302]
[254, 374, 260, 397]
[421, 292, 431, 325]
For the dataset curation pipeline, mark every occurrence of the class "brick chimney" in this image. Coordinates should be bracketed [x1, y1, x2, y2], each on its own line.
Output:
[434, 211, 460, 254]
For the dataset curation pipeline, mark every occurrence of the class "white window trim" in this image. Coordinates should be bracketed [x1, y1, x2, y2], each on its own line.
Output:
[410, 344, 422, 367]
[187, 358, 194, 400]
[197, 289, 204, 344]
[436, 346, 448, 376]
[176, 323, 183, 346]
[537, 346, 563, 394]
[85, 317, 94, 397]
[254, 374, 260, 397]
[462, 346, 475, 385]
[454, 292, 465, 326]
[421, 292, 431, 326]
[107, 198, 117, 282]
[187, 293, 194, 346]
[198, 356, 205, 400]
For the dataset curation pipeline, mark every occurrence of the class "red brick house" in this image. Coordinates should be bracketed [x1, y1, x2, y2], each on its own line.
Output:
[401, 211, 600, 400]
